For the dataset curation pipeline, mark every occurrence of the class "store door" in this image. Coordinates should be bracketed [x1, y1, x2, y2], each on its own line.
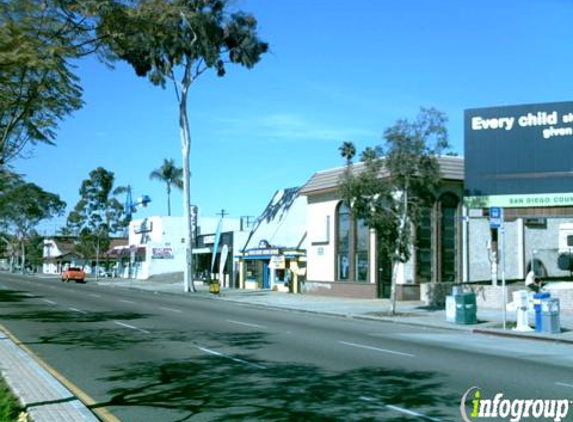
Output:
[262, 261, 270, 289]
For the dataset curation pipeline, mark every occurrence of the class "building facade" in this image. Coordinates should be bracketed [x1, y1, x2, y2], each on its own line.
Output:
[300, 156, 465, 299]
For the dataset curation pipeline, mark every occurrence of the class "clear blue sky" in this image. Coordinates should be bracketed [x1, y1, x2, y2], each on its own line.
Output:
[13, 0, 573, 234]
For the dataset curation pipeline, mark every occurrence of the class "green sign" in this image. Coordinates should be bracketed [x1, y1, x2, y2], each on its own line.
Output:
[465, 192, 573, 208]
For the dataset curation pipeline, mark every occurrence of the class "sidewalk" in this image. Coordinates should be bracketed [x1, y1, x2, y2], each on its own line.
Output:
[0, 331, 98, 422]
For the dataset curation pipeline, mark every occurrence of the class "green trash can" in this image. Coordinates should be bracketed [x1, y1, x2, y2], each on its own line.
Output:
[455, 292, 477, 324]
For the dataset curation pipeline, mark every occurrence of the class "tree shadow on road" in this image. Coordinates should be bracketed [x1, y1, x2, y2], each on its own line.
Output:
[27, 328, 273, 353]
[0, 290, 40, 302]
[94, 355, 458, 422]
[0, 309, 152, 324]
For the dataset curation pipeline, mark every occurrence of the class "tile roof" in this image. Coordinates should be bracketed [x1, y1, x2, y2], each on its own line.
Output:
[300, 155, 464, 195]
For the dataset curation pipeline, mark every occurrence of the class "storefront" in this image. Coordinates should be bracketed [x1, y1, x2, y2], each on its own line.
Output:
[236, 187, 308, 293]
[238, 242, 306, 292]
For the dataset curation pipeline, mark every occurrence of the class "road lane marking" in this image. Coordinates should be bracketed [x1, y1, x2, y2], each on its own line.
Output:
[338, 341, 415, 358]
[113, 321, 150, 334]
[42, 299, 57, 305]
[196, 346, 267, 370]
[227, 320, 267, 329]
[69, 307, 88, 315]
[159, 307, 182, 313]
[23, 293, 34, 297]
[88, 294, 101, 298]
[360, 397, 445, 422]
[119, 300, 136, 304]
[556, 382, 573, 389]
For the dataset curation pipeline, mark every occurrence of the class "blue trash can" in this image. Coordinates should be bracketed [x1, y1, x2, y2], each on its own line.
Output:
[533, 292, 550, 332]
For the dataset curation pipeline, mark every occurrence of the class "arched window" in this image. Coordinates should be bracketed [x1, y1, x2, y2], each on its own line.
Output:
[337, 204, 351, 280]
[415, 207, 434, 283]
[336, 203, 369, 282]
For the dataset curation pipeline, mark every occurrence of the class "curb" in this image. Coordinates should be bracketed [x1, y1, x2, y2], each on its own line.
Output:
[472, 328, 573, 345]
[95, 282, 573, 344]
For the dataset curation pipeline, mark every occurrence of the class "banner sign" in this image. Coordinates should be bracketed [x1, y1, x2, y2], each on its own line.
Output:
[464, 101, 573, 208]
[151, 247, 173, 259]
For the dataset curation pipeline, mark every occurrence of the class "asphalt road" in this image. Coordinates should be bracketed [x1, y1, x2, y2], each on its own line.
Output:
[1, 273, 572, 422]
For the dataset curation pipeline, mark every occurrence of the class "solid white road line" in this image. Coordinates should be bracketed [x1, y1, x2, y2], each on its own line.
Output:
[69, 307, 88, 315]
[88, 294, 101, 298]
[159, 307, 182, 313]
[113, 321, 150, 334]
[227, 320, 267, 329]
[196, 346, 267, 370]
[339, 341, 415, 358]
[556, 382, 573, 389]
[42, 299, 57, 305]
[119, 300, 136, 304]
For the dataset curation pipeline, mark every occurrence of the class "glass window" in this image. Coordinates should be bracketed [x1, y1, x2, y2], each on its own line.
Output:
[440, 194, 458, 282]
[416, 208, 433, 282]
[337, 204, 351, 280]
[337, 204, 370, 282]
[355, 219, 369, 282]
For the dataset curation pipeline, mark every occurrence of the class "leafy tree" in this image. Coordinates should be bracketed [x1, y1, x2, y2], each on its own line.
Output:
[0, 0, 98, 166]
[0, 180, 65, 273]
[150, 158, 183, 217]
[24, 230, 44, 272]
[100, 0, 268, 292]
[339, 108, 450, 314]
[66, 167, 126, 265]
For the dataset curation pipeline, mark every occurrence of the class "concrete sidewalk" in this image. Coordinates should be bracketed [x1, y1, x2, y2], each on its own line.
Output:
[0, 331, 98, 422]
[98, 276, 573, 344]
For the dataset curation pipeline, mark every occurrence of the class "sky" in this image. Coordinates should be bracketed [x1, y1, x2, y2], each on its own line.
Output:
[12, 0, 573, 234]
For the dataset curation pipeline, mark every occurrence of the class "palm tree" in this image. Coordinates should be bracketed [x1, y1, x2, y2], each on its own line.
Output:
[149, 159, 184, 216]
[339, 141, 356, 164]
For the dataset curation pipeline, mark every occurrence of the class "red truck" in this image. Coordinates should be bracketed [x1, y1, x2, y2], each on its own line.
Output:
[61, 267, 86, 283]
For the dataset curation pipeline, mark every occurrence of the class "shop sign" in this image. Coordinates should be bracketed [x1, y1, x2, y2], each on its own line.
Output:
[244, 248, 281, 257]
[269, 255, 285, 269]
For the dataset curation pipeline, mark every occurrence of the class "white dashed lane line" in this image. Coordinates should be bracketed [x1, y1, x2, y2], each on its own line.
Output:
[360, 397, 447, 422]
[338, 341, 415, 358]
[119, 300, 136, 305]
[42, 299, 57, 305]
[159, 307, 182, 313]
[69, 307, 88, 315]
[113, 321, 150, 334]
[196, 346, 267, 370]
[556, 382, 573, 389]
[227, 320, 267, 330]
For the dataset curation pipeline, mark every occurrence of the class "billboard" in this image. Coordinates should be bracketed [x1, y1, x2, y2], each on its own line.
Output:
[464, 101, 573, 208]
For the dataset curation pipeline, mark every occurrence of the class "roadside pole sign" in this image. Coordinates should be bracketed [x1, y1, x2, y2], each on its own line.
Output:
[489, 206, 504, 229]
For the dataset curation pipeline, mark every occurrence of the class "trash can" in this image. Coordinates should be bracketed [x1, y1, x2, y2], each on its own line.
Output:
[541, 298, 561, 334]
[533, 292, 550, 332]
[209, 279, 220, 294]
[454, 292, 477, 324]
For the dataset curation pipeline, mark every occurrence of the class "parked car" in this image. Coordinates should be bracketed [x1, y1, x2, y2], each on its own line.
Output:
[61, 267, 86, 283]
